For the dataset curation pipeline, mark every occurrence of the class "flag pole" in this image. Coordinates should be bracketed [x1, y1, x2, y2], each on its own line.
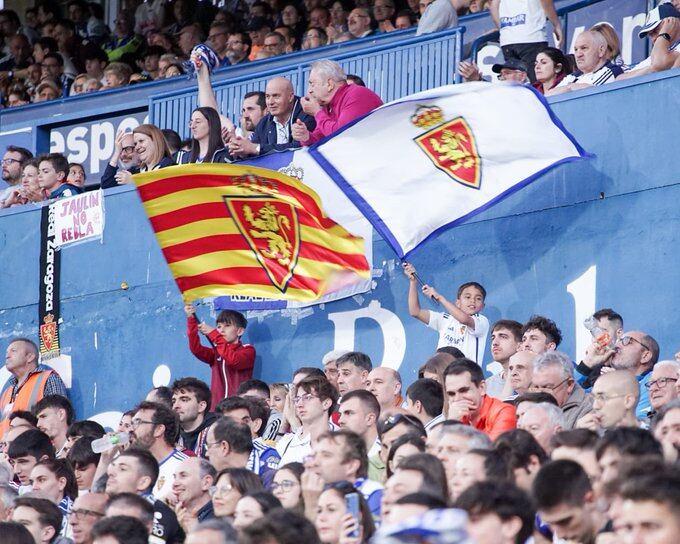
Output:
[400, 260, 440, 306]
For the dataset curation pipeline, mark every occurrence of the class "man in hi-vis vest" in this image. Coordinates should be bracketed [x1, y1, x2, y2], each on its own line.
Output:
[1, 338, 67, 437]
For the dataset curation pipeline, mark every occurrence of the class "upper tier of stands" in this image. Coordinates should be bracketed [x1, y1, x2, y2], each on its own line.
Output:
[0, 0, 653, 179]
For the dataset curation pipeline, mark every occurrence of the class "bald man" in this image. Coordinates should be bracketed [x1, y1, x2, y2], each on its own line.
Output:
[577, 371, 640, 431]
[228, 76, 315, 158]
[499, 351, 535, 400]
[70, 493, 108, 544]
[366, 367, 403, 413]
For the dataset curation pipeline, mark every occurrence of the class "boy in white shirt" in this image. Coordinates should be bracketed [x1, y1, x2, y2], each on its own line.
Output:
[403, 263, 489, 364]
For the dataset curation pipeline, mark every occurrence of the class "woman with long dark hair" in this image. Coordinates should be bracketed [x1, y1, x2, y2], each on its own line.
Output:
[534, 47, 573, 94]
[175, 106, 230, 164]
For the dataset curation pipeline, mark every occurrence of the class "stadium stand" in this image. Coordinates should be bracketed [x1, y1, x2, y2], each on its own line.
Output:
[0, 0, 679, 542]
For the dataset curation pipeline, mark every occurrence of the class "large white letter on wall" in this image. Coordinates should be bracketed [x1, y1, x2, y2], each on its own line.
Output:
[328, 300, 406, 369]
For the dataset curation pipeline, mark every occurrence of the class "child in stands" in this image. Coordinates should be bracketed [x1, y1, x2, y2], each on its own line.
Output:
[184, 303, 256, 410]
[403, 262, 489, 364]
[38, 154, 83, 200]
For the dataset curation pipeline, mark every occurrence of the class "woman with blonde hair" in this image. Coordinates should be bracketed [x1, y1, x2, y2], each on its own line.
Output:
[101, 124, 174, 188]
[590, 22, 623, 65]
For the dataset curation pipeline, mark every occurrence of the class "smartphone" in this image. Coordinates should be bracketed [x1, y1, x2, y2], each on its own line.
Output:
[345, 492, 360, 539]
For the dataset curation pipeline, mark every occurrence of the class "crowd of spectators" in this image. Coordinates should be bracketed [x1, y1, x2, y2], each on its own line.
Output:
[0, 3, 679, 541]
[0, 0, 676, 110]
[0, 0, 490, 109]
[1, 266, 680, 543]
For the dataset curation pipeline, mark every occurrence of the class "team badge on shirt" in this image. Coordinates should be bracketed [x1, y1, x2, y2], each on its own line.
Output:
[411, 105, 481, 190]
[225, 194, 301, 292]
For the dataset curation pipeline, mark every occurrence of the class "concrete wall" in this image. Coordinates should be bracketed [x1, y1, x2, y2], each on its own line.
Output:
[0, 69, 678, 425]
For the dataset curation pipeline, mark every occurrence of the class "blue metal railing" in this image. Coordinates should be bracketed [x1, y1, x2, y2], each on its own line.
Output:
[150, 27, 465, 139]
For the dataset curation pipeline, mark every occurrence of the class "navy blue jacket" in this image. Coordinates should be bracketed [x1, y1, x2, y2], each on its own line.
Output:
[174, 147, 232, 164]
[101, 156, 175, 189]
[251, 97, 316, 155]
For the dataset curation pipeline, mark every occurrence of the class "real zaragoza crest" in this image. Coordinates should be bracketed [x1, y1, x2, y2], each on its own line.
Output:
[411, 105, 481, 190]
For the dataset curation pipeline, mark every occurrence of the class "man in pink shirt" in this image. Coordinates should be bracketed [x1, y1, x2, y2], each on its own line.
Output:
[292, 59, 383, 145]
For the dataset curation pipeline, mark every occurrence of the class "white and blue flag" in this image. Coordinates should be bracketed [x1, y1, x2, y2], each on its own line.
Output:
[309, 82, 591, 258]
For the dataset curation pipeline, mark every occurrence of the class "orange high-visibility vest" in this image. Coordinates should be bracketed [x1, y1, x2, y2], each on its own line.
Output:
[0, 370, 53, 437]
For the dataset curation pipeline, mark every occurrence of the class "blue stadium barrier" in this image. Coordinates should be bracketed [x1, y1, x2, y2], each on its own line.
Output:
[150, 27, 465, 139]
[0, 67, 679, 424]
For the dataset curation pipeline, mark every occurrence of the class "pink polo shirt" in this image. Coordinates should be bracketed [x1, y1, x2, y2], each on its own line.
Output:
[303, 83, 383, 145]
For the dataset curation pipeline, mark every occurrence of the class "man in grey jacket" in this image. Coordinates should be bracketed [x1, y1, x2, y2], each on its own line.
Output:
[530, 351, 594, 429]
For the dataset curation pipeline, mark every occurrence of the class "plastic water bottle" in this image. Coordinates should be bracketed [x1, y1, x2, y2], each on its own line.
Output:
[91, 432, 130, 453]
[584, 316, 610, 348]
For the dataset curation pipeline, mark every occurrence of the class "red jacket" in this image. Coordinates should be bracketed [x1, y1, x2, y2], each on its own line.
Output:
[186, 316, 255, 409]
[463, 395, 516, 441]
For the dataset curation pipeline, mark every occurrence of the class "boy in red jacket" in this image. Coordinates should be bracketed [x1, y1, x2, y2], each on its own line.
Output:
[184, 304, 256, 410]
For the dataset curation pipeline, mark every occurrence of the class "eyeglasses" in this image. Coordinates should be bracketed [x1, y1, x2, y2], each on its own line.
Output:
[271, 479, 297, 492]
[122, 146, 135, 153]
[131, 419, 155, 429]
[1, 158, 21, 165]
[69, 508, 105, 520]
[593, 392, 627, 403]
[529, 377, 571, 393]
[210, 483, 234, 497]
[293, 393, 319, 405]
[645, 377, 678, 390]
[617, 335, 651, 351]
[205, 439, 222, 449]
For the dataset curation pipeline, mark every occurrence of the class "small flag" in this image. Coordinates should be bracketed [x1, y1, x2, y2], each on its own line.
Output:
[310, 83, 591, 258]
[134, 163, 370, 302]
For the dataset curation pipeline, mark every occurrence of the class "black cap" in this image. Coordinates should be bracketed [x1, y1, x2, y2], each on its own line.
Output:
[492, 58, 528, 73]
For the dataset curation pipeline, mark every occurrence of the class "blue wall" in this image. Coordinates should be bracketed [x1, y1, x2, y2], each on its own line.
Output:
[1, 69, 679, 425]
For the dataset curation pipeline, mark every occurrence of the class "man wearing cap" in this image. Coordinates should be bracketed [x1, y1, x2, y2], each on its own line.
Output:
[458, 58, 528, 83]
[247, 17, 272, 61]
[547, 30, 622, 95]
[617, 3, 680, 80]
[489, 0, 563, 82]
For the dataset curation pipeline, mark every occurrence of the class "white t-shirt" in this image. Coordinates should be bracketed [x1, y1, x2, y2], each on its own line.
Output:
[557, 61, 621, 88]
[499, 0, 547, 46]
[154, 449, 188, 500]
[427, 311, 489, 364]
[626, 40, 680, 71]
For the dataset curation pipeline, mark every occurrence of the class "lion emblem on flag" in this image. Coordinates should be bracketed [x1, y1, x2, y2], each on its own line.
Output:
[411, 105, 481, 189]
[242, 203, 293, 266]
[225, 195, 301, 292]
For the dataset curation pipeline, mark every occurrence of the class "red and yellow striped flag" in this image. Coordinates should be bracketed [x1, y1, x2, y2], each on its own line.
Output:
[134, 163, 370, 302]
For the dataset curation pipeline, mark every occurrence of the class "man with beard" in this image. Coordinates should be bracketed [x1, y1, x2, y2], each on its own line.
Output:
[228, 76, 315, 157]
[583, 330, 659, 418]
[0, 146, 33, 207]
[171, 378, 217, 457]
[129, 401, 187, 501]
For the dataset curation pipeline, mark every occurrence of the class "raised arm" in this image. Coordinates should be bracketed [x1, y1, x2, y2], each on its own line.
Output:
[489, 0, 500, 29]
[403, 263, 430, 324]
[196, 59, 234, 132]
